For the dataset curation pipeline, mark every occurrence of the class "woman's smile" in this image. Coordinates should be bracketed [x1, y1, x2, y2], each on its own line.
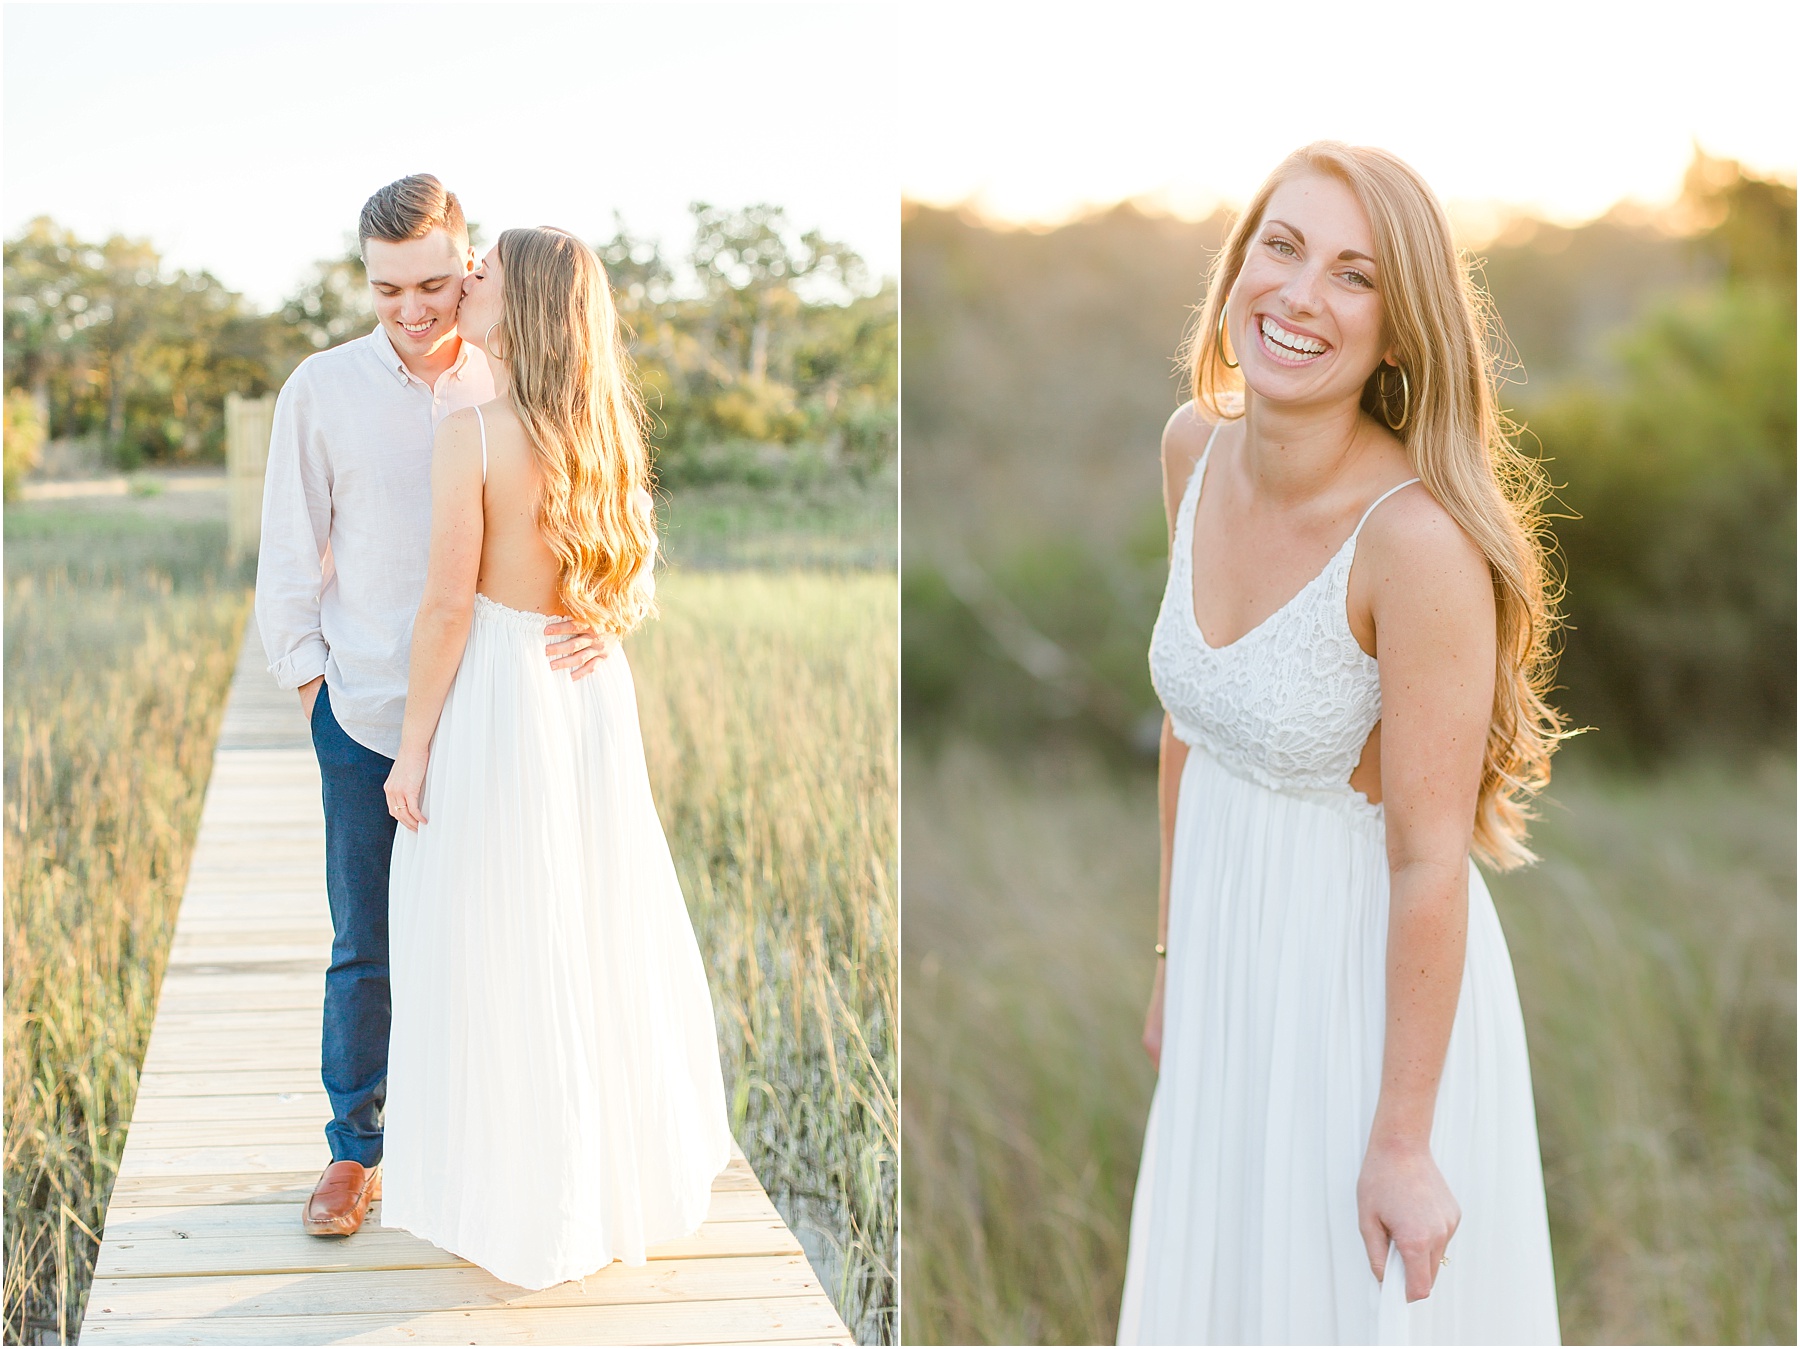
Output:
[1254, 313, 1331, 365]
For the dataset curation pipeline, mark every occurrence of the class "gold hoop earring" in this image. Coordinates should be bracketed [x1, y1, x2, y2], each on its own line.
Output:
[1380, 363, 1411, 431]
[484, 320, 508, 362]
[1216, 304, 1239, 370]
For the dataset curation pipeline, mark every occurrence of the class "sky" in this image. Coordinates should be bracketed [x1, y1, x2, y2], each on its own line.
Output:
[3, 1, 899, 308]
[899, 0, 1798, 238]
[7, 0, 1796, 308]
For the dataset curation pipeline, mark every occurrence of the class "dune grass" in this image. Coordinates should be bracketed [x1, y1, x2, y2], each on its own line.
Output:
[900, 739, 1795, 1345]
[2, 502, 250, 1345]
[1495, 752, 1796, 1343]
[3, 493, 897, 1344]
[631, 570, 898, 1342]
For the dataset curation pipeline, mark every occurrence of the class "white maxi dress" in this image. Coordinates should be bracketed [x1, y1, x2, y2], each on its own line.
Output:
[1120, 424, 1560, 1345]
[383, 427, 732, 1291]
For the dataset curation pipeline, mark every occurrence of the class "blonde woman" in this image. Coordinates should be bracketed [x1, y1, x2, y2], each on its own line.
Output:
[1121, 144, 1563, 1344]
[378, 227, 732, 1289]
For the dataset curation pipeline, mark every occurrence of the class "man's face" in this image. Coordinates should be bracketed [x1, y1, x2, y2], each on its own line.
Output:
[363, 229, 474, 364]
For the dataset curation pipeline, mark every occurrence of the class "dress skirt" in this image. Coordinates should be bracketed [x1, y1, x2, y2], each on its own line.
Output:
[1117, 744, 1560, 1345]
[383, 594, 733, 1290]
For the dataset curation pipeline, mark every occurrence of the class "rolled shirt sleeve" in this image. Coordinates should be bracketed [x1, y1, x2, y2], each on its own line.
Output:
[255, 367, 333, 690]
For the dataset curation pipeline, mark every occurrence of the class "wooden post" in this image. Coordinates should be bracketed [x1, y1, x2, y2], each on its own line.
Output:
[226, 392, 275, 566]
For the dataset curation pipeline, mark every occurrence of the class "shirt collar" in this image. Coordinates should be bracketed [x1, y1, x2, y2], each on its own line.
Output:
[445, 336, 477, 382]
[367, 322, 477, 389]
[367, 323, 414, 386]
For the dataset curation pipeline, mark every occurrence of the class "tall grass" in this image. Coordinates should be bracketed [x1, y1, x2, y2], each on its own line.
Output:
[902, 744, 1156, 1347]
[1494, 753, 1795, 1343]
[632, 571, 898, 1343]
[657, 474, 899, 571]
[2, 504, 250, 1345]
[3, 497, 898, 1345]
[901, 740, 1796, 1345]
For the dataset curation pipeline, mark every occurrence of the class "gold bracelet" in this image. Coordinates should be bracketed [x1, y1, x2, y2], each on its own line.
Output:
[1154, 943, 1167, 958]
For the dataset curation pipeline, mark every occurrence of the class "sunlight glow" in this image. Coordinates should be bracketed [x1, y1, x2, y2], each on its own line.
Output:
[899, 1, 1796, 236]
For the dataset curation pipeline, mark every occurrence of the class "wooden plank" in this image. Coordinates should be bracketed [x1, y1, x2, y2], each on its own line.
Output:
[116, 1119, 333, 1148]
[127, 1093, 331, 1124]
[163, 930, 324, 946]
[142, 1011, 324, 1033]
[105, 1157, 766, 1209]
[77, 1295, 852, 1345]
[145, 991, 324, 1014]
[106, 1172, 324, 1208]
[152, 973, 327, 996]
[140, 1017, 324, 1038]
[137, 1069, 328, 1096]
[138, 1051, 323, 1075]
[93, 1219, 804, 1279]
[83, 1255, 824, 1318]
[154, 962, 327, 982]
[140, 1030, 322, 1052]
[81, 619, 853, 1347]
[108, 1142, 333, 1176]
[102, 1189, 780, 1242]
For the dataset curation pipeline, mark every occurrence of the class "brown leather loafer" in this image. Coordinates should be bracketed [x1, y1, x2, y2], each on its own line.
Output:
[302, 1160, 381, 1236]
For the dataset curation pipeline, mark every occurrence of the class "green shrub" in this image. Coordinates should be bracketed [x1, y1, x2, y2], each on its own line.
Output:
[1528, 283, 1795, 758]
[3, 391, 44, 502]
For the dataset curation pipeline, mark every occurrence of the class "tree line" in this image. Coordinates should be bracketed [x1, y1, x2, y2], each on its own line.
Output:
[3, 204, 896, 489]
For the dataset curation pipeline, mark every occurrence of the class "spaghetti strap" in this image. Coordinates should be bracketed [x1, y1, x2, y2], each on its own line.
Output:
[471, 405, 488, 484]
[1185, 418, 1225, 505]
[1199, 418, 1223, 470]
[1349, 476, 1420, 540]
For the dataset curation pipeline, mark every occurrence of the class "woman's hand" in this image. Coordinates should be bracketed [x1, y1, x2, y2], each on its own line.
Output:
[1141, 958, 1167, 1070]
[384, 747, 430, 832]
[1357, 1138, 1460, 1302]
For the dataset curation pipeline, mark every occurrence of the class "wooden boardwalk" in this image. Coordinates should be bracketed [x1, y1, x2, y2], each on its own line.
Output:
[80, 620, 853, 1346]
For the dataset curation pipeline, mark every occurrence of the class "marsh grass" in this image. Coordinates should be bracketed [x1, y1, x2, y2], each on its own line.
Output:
[656, 474, 898, 571]
[4, 494, 898, 1345]
[901, 740, 1795, 1345]
[632, 571, 898, 1343]
[3, 502, 249, 1345]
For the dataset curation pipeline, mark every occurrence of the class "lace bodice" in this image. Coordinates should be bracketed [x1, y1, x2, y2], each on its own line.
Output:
[1148, 427, 1418, 798]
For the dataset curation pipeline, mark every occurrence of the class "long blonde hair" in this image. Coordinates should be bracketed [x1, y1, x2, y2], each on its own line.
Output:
[1184, 142, 1567, 869]
[492, 226, 656, 639]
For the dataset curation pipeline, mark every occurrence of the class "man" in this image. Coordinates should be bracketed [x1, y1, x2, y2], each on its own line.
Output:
[256, 175, 609, 1237]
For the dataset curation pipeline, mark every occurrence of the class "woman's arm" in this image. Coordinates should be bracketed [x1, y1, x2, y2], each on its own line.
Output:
[1143, 404, 1207, 1068]
[1143, 711, 1189, 1069]
[384, 411, 486, 831]
[1353, 488, 1496, 1300]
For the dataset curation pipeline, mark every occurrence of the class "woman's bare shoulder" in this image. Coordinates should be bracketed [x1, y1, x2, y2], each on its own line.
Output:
[1160, 401, 1218, 502]
[431, 406, 481, 455]
[1161, 401, 1214, 465]
[1359, 479, 1490, 607]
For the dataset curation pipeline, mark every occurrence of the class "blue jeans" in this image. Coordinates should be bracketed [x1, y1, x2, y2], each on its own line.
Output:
[310, 683, 395, 1168]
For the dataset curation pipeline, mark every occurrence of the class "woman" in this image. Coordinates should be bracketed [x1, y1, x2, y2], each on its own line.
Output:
[378, 227, 732, 1290]
[1120, 144, 1563, 1344]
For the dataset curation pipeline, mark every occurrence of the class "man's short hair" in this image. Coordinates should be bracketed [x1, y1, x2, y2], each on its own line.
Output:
[359, 174, 468, 252]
